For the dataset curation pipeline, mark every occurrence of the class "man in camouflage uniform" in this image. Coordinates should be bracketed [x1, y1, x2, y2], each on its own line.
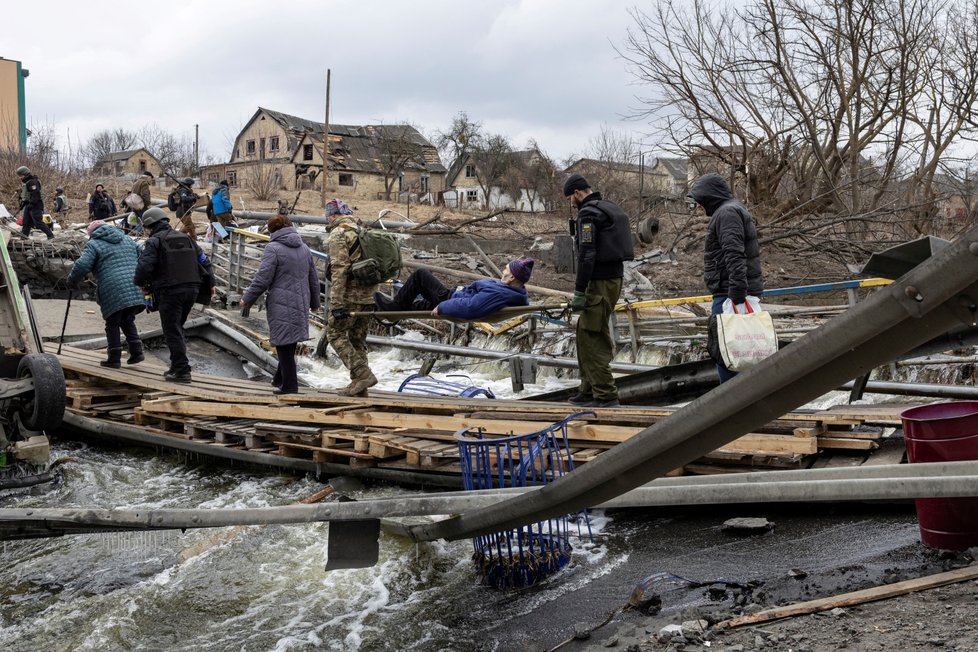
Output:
[325, 198, 378, 396]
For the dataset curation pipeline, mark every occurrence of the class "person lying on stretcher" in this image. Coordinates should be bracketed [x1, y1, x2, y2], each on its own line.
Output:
[374, 257, 534, 319]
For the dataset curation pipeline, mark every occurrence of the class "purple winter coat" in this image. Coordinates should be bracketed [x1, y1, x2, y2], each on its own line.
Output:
[242, 227, 321, 346]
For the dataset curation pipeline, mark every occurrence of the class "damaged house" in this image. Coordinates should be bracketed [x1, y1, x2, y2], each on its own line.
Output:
[445, 148, 557, 212]
[93, 148, 164, 179]
[200, 107, 446, 199]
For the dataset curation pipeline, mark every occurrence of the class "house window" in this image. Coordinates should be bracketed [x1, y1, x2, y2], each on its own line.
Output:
[260, 138, 266, 155]
[270, 136, 280, 151]
[208, 173, 219, 183]
[420, 174, 429, 194]
[138, 160, 147, 173]
[227, 171, 238, 186]
[303, 144, 314, 161]
[246, 140, 256, 155]
[464, 164, 476, 178]
[466, 189, 478, 203]
[339, 173, 353, 186]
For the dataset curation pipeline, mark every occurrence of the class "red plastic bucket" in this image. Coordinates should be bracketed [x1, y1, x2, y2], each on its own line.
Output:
[901, 401, 978, 550]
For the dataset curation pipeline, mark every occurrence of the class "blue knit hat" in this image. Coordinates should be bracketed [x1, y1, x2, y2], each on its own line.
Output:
[507, 257, 534, 283]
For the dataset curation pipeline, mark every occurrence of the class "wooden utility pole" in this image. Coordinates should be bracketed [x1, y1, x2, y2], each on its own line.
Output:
[322, 69, 331, 209]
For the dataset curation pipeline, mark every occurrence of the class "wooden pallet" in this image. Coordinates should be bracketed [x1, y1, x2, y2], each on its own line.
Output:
[66, 386, 144, 410]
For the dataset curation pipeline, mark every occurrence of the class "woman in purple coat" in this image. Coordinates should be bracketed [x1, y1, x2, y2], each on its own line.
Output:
[240, 216, 321, 394]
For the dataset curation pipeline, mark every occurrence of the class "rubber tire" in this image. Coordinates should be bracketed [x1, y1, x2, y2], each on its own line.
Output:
[17, 353, 66, 433]
[638, 217, 660, 244]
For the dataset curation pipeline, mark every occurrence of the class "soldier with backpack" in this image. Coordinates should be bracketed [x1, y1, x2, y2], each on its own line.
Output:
[133, 207, 213, 383]
[324, 198, 379, 397]
[168, 177, 200, 238]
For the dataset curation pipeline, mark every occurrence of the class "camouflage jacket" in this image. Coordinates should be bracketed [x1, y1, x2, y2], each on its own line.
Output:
[327, 215, 377, 305]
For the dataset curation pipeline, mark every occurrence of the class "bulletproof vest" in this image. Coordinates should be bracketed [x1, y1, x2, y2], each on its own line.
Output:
[157, 229, 201, 286]
[586, 199, 634, 263]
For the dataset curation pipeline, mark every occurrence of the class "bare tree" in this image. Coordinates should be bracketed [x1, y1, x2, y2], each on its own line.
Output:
[435, 111, 483, 170]
[503, 141, 560, 211]
[371, 124, 424, 200]
[469, 133, 513, 209]
[619, 0, 978, 231]
[138, 124, 197, 177]
[84, 128, 139, 166]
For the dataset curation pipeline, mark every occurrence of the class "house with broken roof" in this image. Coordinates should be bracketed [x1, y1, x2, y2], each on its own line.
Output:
[200, 107, 446, 199]
[564, 156, 687, 200]
[93, 148, 163, 179]
[291, 124, 446, 200]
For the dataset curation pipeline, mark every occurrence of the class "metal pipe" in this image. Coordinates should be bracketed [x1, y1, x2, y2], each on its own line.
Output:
[365, 334, 655, 373]
[5, 470, 978, 539]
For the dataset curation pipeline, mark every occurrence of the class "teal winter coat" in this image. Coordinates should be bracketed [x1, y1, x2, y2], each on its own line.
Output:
[67, 224, 146, 319]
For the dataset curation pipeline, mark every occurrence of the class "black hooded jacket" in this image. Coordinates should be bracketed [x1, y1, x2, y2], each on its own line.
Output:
[688, 173, 763, 303]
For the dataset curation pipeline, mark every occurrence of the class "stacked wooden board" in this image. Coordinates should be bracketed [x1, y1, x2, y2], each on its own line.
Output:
[57, 345, 908, 478]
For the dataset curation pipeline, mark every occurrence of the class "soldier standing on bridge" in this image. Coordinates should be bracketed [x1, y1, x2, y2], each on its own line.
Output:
[324, 198, 378, 397]
[563, 173, 633, 408]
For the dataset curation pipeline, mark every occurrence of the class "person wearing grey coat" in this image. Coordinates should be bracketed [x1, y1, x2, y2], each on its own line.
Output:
[240, 216, 321, 394]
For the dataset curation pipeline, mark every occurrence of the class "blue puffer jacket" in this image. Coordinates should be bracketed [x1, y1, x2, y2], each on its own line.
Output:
[67, 224, 145, 319]
[437, 279, 528, 320]
[211, 185, 232, 214]
[242, 227, 321, 346]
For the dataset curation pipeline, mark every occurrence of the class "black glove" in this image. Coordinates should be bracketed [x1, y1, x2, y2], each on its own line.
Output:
[728, 292, 747, 308]
[332, 307, 349, 320]
[240, 302, 252, 318]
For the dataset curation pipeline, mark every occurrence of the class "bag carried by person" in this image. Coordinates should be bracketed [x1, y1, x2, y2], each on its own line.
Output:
[124, 192, 145, 211]
[707, 296, 778, 372]
[349, 228, 401, 285]
[166, 190, 181, 211]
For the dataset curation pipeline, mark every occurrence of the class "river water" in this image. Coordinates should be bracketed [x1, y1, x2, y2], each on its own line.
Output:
[0, 341, 927, 651]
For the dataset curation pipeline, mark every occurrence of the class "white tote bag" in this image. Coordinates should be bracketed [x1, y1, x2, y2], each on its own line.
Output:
[715, 298, 778, 371]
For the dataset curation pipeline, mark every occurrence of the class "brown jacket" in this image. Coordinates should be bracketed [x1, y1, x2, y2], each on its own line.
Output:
[131, 176, 152, 209]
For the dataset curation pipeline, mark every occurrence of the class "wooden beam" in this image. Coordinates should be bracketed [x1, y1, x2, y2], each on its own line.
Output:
[715, 565, 978, 629]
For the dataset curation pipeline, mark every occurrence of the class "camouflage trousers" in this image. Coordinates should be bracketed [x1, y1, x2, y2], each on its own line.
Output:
[327, 305, 372, 374]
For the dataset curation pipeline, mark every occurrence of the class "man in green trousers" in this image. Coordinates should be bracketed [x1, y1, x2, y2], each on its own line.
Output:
[563, 174, 633, 408]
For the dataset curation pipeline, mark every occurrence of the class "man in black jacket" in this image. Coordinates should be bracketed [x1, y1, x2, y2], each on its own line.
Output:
[89, 184, 117, 220]
[15, 166, 54, 239]
[133, 207, 212, 383]
[687, 172, 764, 382]
[563, 173, 633, 408]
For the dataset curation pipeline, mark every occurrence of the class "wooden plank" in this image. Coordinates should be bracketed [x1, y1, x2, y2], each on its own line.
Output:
[816, 437, 879, 451]
[861, 438, 906, 466]
[716, 565, 978, 629]
[718, 433, 817, 455]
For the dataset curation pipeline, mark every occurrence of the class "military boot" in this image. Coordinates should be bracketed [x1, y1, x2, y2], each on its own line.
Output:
[126, 339, 145, 365]
[100, 347, 123, 369]
[338, 366, 378, 397]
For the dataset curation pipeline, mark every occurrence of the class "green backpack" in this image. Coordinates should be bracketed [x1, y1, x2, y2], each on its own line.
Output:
[349, 228, 402, 285]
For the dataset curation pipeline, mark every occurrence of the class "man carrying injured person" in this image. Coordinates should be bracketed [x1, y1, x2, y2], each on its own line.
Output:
[375, 257, 534, 319]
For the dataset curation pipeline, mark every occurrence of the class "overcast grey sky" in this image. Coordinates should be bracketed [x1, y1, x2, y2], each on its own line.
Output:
[5, 0, 648, 165]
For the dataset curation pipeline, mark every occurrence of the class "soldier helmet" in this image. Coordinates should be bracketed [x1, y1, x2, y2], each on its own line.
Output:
[140, 207, 169, 228]
[56, 187, 64, 193]
[16, 166, 31, 177]
[183, 177, 194, 186]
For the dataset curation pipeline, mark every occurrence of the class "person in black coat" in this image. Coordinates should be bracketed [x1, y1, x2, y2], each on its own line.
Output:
[89, 184, 117, 220]
[15, 166, 54, 239]
[133, 207, 212, 384]
[687, 172, 764, 382]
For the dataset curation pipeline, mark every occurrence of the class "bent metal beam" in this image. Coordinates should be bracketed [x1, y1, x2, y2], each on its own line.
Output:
[406, 231, 978, 542]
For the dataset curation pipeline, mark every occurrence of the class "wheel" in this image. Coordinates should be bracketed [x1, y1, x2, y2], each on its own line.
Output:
[638, 217, 660, 244]
[17, 353, 66, 433]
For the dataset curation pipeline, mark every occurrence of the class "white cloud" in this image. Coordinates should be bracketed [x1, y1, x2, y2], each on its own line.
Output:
[5, 0, 648, 165]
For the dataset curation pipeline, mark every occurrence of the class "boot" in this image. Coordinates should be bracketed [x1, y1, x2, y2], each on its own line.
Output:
[100, 347, 123, 369]
[338, 366, 378, 397]
[126, 339, 145, 365]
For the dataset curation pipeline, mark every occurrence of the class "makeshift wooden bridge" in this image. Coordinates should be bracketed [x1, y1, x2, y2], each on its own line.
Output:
[55, 345, 910, 484]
